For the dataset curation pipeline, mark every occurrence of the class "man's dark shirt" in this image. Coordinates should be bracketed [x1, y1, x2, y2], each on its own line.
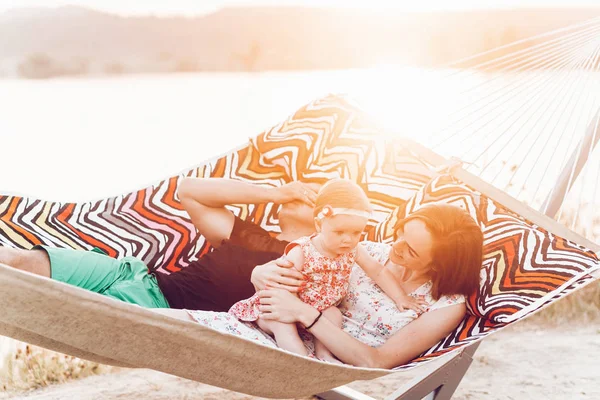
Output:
[155, 217, 289, 311]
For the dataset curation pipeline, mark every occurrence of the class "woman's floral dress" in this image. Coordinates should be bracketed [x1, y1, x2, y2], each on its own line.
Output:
[229, 234, 356, 321]
[188, 242, 465, 360]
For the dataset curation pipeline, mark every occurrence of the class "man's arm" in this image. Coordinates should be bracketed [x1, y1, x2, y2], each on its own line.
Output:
[178, 178, 273, 247]
[251, 257, 306, 293]
[178, 178, 316, 247]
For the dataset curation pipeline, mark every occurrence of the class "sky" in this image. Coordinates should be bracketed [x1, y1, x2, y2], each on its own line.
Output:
[1, 0, 600, 16]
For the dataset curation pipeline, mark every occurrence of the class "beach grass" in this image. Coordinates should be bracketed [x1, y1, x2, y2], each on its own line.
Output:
[0, 344, 116, 392]
[529, 280, 600, 325]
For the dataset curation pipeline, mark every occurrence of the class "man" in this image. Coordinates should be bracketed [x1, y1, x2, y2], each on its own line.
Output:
[0, 178, 319, 311]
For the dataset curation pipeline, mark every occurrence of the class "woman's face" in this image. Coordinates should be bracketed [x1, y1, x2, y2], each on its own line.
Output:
[389, 219, 434, 273]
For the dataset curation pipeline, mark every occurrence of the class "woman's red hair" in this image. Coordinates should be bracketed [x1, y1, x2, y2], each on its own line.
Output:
[395, 204, 483, 299]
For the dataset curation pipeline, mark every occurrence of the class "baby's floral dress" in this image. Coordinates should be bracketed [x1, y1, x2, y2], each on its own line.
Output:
[229, 234, 356, 321]
[188, 241, 465, 361]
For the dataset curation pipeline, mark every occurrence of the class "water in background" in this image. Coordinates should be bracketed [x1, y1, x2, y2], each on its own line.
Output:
[0, 67, 448, 202]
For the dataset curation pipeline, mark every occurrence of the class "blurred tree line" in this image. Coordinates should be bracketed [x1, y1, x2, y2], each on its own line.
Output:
[3, 6, 599, 79]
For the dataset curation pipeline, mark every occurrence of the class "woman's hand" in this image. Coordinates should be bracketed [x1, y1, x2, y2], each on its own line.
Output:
[251, 257, 306, 292]
[271, 181, 318, 207]
[257, 288, 316, 325]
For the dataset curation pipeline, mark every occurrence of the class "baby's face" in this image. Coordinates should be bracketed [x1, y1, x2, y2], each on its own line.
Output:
[318, 214, 367, 256]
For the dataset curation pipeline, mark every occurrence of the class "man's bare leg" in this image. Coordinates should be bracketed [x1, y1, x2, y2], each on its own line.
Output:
[150, 308, 195, 321]
[0, 247, 51, 278]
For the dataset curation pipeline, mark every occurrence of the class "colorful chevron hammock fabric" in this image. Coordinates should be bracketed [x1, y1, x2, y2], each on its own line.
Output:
[0, 94, 598, 386]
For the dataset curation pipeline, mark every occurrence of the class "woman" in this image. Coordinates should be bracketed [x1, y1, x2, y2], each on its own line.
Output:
[155, 204, 483, 369]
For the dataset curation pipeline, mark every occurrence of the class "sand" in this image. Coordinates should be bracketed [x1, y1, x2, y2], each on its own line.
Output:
[1, 321, 598, 400]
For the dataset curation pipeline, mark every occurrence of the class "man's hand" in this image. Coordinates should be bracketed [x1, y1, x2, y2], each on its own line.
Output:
[271, 181, 318, 207]
[251, 257, 306, 292]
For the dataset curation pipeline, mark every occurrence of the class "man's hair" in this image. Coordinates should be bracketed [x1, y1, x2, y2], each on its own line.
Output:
[313, 179, 371, 218]
[395, 204, 483, 300]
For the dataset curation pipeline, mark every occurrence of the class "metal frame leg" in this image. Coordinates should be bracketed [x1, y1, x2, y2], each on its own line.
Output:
[316, 342, 480, 400]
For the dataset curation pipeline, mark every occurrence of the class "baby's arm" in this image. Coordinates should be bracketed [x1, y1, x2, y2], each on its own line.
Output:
[285, 246, 305, 273]
[355, 245, 426, 313]
[254, 245, 304, 292]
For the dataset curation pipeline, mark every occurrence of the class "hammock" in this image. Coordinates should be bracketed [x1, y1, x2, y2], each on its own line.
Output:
[1, 17, 600, 400]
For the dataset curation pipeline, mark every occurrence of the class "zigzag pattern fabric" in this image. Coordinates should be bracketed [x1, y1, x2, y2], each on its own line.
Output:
[0, 94, 598, 371]
[0, 95, 429, 274]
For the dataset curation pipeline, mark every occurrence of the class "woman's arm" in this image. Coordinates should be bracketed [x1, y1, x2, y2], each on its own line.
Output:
[178, 178, 317, 247]
[349, 303, 466, 368]
[258, 288, 465, 368]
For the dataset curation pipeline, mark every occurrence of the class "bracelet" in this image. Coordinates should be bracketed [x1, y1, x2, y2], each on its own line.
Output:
[304, 310, 322, 330]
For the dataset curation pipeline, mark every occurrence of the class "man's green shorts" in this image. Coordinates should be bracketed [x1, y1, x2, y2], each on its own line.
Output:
[36, 245, 170, 308]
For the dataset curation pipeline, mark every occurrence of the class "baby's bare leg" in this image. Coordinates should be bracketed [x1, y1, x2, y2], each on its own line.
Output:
[257, 318, 307, 356]
[314, 307, 342, 362]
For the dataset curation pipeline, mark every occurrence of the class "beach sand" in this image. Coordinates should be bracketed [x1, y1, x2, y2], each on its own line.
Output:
[1, 321, 598, 400]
